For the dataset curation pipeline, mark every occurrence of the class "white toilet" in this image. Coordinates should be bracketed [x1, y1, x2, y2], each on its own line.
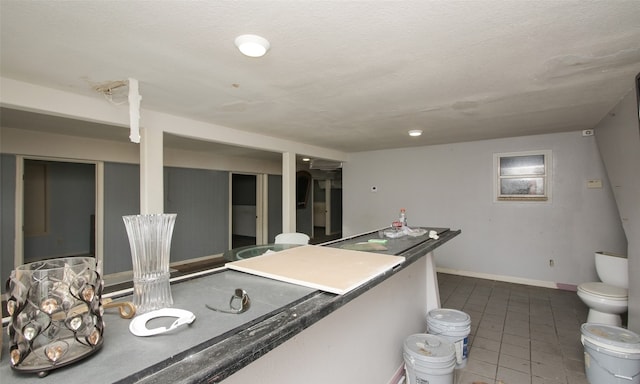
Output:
[577, 252, 628, 326]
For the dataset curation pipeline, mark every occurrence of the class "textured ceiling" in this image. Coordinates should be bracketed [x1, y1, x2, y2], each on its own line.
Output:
[1, 1, 639, 154]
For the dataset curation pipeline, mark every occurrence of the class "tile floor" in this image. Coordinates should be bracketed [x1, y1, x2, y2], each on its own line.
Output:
[437, 273, 591, 384]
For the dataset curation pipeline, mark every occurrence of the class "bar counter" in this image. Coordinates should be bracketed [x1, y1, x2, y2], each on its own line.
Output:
[1, 227, 460, 383]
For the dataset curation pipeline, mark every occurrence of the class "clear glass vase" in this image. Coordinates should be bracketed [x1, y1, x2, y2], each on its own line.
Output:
[6, 256, 104, 375]
[123, 213, 176, 314]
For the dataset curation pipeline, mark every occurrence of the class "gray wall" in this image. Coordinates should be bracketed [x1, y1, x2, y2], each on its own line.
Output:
[1, 154, 16, 285]
[165, 166, 229, 262]
[2, 160, 232, 279]
[593, 88, 640, 333]
[103, 162, 140, 275]
[343, 130, 627, 287]
[103, 164, 230, 275]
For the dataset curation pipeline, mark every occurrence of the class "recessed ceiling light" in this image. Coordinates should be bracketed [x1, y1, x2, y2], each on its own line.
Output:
[234, 34, 270, 58]
[408, 130, 423, 137]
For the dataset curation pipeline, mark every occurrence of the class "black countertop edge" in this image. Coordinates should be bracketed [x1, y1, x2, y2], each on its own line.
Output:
[112, 291, 320, 384]
[127, 229, 461, 384]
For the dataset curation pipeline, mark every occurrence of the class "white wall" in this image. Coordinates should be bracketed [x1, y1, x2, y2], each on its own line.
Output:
[593, 88, 640, 333]
[224, 257, 427, 384]
[0, 126, 282, 175]
[343, 131, 627, 287]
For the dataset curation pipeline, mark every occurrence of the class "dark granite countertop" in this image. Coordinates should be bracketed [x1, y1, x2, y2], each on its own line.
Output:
[1, 227, 460, 383]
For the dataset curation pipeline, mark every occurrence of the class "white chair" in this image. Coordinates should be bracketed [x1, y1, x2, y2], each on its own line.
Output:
[274, 232, 310, 245]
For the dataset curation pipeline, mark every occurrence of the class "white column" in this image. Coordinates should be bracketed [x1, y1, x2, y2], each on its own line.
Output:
[95, 162, 105, 276]
[282, 152, 296, 232]
[256, 173, 266, 244]
[425, 252, 441, 313]
[140, 126, 164, 214]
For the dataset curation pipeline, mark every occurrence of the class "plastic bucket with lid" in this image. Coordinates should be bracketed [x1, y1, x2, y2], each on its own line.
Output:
[403, 334, 456, 384]
[427, 308, 471, 368]
[580, 323, 640, 384]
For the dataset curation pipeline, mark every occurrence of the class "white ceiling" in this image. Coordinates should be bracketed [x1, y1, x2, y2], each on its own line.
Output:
[1, 1, 639, 154]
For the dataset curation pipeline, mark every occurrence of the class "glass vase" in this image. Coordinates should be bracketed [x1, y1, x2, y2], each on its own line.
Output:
[123, 213, 176, 314]
[6, 256, 104, 376]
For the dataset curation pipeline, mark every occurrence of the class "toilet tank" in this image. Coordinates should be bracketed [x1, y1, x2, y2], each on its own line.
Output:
[595, 251, 628, 288]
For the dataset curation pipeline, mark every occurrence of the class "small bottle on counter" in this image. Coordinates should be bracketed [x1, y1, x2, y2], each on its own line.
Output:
[399, 208, 407, 227]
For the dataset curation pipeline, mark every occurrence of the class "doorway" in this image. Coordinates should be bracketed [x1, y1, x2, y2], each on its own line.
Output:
[231, 173, 261, 248]
[21, 158, 97, 264]
[312, 178, 342, 242]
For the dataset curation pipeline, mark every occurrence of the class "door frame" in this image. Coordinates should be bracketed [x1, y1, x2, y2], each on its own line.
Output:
[14, 155, 104, 274]
[324, 179, 332, 236]
[228, 172, 268, 248]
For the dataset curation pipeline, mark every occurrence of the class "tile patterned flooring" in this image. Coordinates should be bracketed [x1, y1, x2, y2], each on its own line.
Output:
[437, 273, 591, 384]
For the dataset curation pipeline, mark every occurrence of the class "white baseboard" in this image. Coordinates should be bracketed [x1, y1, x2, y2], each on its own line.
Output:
[104, 254, 224, 287]
[386, 363, 406, 384]
[104, 270, 134, 286]
[170, 253, 223, 267]
[436, 267, 560, 289]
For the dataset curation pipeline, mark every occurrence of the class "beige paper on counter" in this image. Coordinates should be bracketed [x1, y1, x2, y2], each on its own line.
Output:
[225, 245, 405, 295]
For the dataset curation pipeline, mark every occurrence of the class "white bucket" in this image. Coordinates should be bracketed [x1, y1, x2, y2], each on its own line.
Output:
[580, 323, 640, 384]
[403, 334, 456, 384]
[427, 308, 471, 369]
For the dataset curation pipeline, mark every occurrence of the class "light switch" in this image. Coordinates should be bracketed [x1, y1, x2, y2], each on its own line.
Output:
[587, 179, 602, 188]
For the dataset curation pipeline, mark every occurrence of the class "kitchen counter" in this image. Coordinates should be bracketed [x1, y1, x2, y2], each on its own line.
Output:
[1, 227, 460, 383]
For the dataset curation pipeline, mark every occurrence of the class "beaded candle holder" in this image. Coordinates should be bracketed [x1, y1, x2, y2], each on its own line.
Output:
[6, 257, 104, 377]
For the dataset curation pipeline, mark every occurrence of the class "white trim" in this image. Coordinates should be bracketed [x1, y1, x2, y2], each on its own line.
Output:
[386, 363, 406, 384]
[14, 156, 24, 269]
[437, 267, 559, 289]
[103, 253, 224, 288]
[170, 253, 223, 267]
[95, 162, 104, 276]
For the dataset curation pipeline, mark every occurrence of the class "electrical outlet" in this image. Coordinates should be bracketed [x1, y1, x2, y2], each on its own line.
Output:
[587, 179, 602, 188]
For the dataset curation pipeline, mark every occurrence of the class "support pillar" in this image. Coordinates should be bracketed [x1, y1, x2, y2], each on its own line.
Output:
[282, 152, 296, 233]
[140, 126, 164, 214]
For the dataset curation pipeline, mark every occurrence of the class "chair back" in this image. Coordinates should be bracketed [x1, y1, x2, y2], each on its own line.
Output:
[274, 232, 310, 245]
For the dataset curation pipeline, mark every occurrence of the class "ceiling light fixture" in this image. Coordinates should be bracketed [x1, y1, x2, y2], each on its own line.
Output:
[234, 34, 270, 58]
[408, 130, 423, 137]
